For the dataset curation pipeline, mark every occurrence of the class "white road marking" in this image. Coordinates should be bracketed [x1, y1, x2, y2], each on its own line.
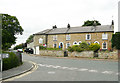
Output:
[78, 68, 88, 71]
[116, 73, 119, 75]
[37, 64, 117, 75]
[102, 71, 113, 74]
[60, 67, 69, 69]
[68, 67, 78, 70]
[48, 71, 55, 74]
[88, 70, 98, 73]
[38, 64, 46, 67]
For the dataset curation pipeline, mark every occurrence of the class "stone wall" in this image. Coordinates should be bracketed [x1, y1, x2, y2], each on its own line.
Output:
[39, 50, 118, 59]
[39, 50, 64, 57]
[47, 32, 113, 50]
[39, 50, 94, 58]
[68, 51, 94, 58]
[98, 50, 118, 59]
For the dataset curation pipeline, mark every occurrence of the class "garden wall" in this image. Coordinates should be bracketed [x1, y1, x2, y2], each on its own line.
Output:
[98, 50, 118, 59]
[39, 50, 64, 57]
[39, 50, 118, 59]
[68, 51, 94, 58]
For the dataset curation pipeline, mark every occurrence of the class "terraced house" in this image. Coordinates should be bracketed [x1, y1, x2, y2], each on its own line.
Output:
[31, 21, 114, 54]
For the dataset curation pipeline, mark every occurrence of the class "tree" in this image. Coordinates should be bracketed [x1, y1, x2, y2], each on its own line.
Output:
[111, 32, 120, 50]
[82, 20, 101, 26]
[2, 14, 24, 50]
[26, 35, 34, 44]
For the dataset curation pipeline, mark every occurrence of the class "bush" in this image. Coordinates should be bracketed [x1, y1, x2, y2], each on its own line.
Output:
[68, 47, 74, 52]
[39, 46, 46, 50]
[89, 43, 100, 52]
[79, 42, 89, 51]
[3, 51, 21, 71]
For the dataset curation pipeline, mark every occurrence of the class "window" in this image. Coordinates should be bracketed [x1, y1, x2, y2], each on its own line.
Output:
[78, 41, 82, 45]
[102, 33, 108, 40]
[66, 43, 71, 48]
[102, 42, 107, 49]
[94, 41, 99, 44]
[86, 34, 91, 40]
[53, 35, 57, 41]
[59, 42, 64, 48]
[73, 41, 77, 45]
[66, 35, 71, 40]
[53, 44, 57, 48]
[39, 38, 43, 44]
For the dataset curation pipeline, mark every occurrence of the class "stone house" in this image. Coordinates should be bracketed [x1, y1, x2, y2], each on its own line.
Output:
[31, 22, 114, 54]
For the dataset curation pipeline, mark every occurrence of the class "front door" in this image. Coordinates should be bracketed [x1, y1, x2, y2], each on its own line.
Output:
[36, 46, 39, 55]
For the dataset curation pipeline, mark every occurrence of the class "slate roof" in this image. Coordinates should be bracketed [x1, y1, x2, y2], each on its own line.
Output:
[34, 25, 114, 35]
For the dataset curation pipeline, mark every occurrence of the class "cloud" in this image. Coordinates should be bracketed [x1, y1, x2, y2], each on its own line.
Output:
[0, 0, 119, 46]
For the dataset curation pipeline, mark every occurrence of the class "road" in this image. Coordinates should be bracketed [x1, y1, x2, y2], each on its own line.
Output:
[12, 53, 118, 81]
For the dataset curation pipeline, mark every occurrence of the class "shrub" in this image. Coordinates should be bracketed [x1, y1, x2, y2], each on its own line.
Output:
[68, 47, 74, 52]
[79, 42, 89, 51]
[39, 46, 46, 50]
[3, 51, 21, 71]
[89, 43, 100, 52]
[47, 48, 62, 50]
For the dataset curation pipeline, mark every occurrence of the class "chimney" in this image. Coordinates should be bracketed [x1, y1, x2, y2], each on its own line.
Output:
[53, 25, 57, 29]
[67, 23, 70, 28]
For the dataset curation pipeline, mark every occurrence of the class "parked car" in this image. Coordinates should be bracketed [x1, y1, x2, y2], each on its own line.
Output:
[25, 48, 33, 54]
[17, 49, 23, 53]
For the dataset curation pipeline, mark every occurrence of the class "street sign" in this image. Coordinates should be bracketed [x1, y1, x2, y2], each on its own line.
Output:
[0, 53, 9, 59]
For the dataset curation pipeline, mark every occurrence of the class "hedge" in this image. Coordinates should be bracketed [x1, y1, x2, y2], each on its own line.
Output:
[2, 51, 22, 71]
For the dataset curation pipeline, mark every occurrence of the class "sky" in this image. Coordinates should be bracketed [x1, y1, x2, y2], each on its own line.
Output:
[0, 0, 119, 47]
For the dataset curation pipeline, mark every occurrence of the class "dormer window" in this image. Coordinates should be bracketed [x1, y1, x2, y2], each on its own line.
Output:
[102, 33, 108, 40]
[86, 34, 91, 40]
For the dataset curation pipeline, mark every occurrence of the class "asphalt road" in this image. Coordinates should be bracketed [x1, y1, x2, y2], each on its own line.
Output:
[13, 53, 118, 81]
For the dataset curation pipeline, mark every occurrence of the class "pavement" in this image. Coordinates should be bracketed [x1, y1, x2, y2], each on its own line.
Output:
[2, 60, 34, 80]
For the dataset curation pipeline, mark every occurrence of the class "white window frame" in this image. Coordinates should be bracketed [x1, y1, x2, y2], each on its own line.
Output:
[59, 42, 64, 49]
[73, 41, 78, 45]
[66, 43, 71, 48]
[78, 41, 82, 45]
[66, 35, 71, 40]
[86, 34, 91, 40]
[53, 35, 57, 41]
[94, 41, 100, 44]
[102, 42, 107, 49]
[102, 33, 108, 40]
[39, 38, 43, 44]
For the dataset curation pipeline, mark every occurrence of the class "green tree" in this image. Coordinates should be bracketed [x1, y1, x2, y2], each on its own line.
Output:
[13, 44, 23, 50]
[82, 20, 101, 26]
[2, 14, 24, 50]
[26, 35, 34, 44]
[111, 32, 120, 50]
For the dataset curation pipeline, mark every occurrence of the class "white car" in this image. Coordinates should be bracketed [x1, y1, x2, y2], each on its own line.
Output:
[17, 49, 23, 52]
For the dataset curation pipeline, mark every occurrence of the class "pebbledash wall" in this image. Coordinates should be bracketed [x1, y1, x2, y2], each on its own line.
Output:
[39, 50, 118, 59]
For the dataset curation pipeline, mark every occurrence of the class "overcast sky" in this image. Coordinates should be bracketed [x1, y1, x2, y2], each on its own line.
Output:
[0, 0, 119, 47]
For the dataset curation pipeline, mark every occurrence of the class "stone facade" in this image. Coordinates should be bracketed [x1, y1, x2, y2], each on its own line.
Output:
[32, 25, 114, 54]
[47, 32, 113, 50]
